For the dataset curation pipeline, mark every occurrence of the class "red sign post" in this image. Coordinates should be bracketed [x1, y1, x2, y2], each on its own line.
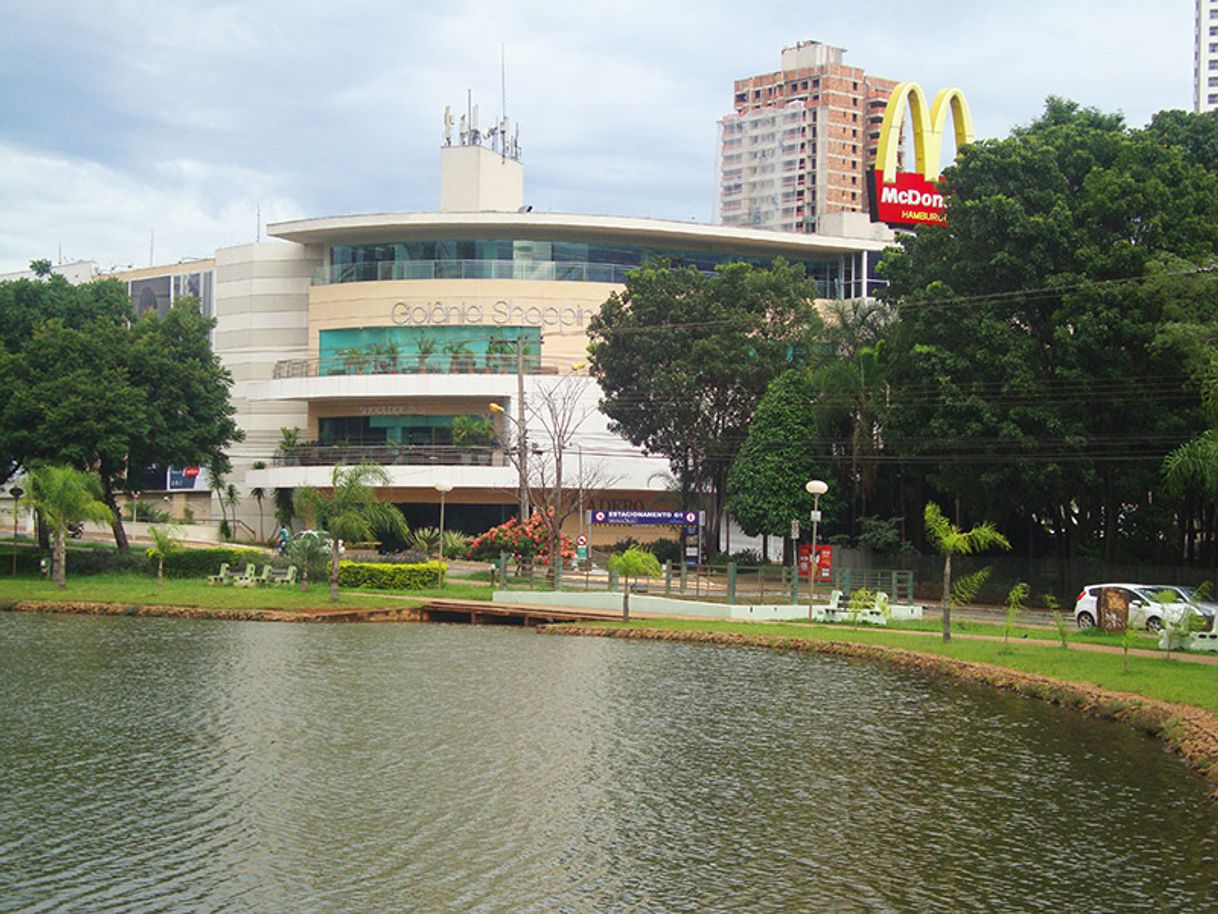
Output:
[797, 544, 833, 582]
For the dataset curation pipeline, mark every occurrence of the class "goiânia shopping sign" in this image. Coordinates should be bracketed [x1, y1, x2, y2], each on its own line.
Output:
[867, 82, 974, 228]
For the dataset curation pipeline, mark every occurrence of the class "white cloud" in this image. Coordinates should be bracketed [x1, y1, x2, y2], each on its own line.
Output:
[0, 143, 302, 271]
[0, 0, 1201, 269]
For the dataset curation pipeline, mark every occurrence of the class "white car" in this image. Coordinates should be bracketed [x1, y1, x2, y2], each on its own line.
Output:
[1073, 583, 1214, 632]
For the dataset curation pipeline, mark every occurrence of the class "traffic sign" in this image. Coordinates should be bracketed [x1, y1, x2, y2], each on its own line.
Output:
[576, 534, 588, 547]
[790, 519, 800, 540]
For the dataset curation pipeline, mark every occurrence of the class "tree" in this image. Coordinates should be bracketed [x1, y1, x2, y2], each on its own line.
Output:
[0, 281, 242, 551]
[295, 464, 408, 602]
[509, 372, 613, 584]
[883, 99, 1218, 562]
[23, 465, 112, 588]
[588, 259, 823, 551]
[249, 460, 268, 542]
[147, 525, 182, 587]
[29, 259, 52, 278]
[608, 547, 662, 621]
[726, 369, 826, 560]
[924, 502, 1010, 642]
[284, 530, 329, 592]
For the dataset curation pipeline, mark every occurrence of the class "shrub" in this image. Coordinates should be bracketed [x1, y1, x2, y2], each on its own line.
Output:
[160, 547, 266, 578]
[465, 514, 573, 564]
[5, 544, 147, 576]
[647, 538, 683, 565]
[338, 560, 445, 590]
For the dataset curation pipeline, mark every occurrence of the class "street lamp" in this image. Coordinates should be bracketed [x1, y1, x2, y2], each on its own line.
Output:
[434, 481, 453, 591]
[8, 486, 23, 577]
[805, 479, 828, 620]
[488, 401, 529, 520]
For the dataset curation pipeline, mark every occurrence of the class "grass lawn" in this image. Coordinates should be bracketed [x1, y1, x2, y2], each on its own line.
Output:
[574, 617, 1218, 716]
[0, 573, 426, 611]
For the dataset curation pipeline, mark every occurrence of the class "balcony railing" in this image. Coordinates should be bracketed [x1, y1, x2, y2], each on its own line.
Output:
[271, 355, 559, 379]
[313, 259, 637, 286]
[275, 444, 502, 468]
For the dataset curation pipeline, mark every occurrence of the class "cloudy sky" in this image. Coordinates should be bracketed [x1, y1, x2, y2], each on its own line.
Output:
[0, 1, 1197, 273]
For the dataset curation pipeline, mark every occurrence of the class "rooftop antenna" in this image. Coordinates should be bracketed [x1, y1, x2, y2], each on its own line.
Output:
[256, 203, 261, 242]
[500, 42, 507, 160]
[149, 229, 154, 267]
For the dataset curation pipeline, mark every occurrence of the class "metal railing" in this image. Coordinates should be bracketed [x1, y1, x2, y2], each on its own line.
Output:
[272, 355, 555, 379]
[314, 259, 637, 286]
[275, 444, 502, 468]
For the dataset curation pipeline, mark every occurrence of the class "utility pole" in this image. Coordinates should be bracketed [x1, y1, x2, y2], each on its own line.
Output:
[516, 335, 529, 520]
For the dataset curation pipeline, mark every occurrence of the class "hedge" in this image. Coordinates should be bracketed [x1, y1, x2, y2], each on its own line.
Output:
[158, 547, 268, 579]
[3, 545, 146, 577]
[338, 560, 445, 590]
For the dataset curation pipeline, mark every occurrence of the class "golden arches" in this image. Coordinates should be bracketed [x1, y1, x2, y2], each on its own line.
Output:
[875, 82, 975, 184]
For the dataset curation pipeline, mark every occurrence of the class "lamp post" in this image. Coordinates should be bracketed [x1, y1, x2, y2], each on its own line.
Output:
[434, 481, 453, 591]
[805, 479, 828, 620]
[488, 401, 528, 520]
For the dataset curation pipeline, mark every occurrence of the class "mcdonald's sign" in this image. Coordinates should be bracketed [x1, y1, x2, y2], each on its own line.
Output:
[868, 82, 974, 228]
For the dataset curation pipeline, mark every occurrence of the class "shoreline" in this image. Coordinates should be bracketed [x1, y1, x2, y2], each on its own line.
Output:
[0, 599, 423, 623]
[543, 625, 1218, 796]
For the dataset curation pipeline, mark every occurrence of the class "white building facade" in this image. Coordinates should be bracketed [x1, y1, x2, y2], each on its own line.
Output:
[103, 137, 892, 548]
[1197, 0, 1218, 113]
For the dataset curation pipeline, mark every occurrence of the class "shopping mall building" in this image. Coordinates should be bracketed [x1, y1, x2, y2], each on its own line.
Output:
[102, 132, 893, 547]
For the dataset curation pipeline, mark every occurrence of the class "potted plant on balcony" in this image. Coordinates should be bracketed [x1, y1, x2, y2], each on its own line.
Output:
[339, 346, 371, 375]
[414, 332, 437, 373]
[371, 341, 400, 374]
[485, 337, 514, 373]
[444, 339, 476, 373]
[452, 415, 494, 465]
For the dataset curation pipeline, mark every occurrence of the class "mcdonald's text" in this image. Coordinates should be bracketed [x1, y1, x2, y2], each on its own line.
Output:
[868, 169, 948, 227]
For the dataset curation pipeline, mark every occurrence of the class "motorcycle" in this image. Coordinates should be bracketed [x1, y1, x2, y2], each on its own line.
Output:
[67, 521, 85, 539]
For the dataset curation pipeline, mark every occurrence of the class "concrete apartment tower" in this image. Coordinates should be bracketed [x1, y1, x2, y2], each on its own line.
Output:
[715, 41, 898, 235]
[1197, 0, 1218, 113]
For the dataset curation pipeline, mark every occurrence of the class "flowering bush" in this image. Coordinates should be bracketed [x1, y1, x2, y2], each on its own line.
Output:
[466, 512, 575, 565]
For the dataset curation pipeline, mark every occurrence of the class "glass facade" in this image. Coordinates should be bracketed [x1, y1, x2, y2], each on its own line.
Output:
[323, 239, 863, 299]
[317, 326, 542, 376]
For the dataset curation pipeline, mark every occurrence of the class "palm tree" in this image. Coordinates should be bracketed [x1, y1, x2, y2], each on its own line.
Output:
[924, 502, 1010, 642]
[249, 460, 267, 542]
[24, 465, 113, 588]
[285, 530, 329, 592]
[295, 463, 408, 602]
[147, 525, 181, 587]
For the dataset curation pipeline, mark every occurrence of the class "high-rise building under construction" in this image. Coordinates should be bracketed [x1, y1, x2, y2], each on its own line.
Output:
[715, 41, 897, 234]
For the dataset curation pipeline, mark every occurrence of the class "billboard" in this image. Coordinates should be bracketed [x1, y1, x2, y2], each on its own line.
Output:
[869, 82, 974, 228]
[167, 465, 210, 491]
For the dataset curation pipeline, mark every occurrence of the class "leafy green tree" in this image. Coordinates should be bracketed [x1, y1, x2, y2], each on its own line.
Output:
[295, 464, 408, 602]
[23, 465, 112, 588]
[924, 502, 1010, 642]
[588, 259, 822, 550]
[28, 259, 52, 278]
[726, 369, 831, 560]
[608, 547, 662, 621]
[0, 281, 241, 551]
[883, 99, 1218, 562]
[146, 524, 182, 587]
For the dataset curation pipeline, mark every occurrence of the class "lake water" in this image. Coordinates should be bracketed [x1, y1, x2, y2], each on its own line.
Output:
[2, 612, 1217, 913]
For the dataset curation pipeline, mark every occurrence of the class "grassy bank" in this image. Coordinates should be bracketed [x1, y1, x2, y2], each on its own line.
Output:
[0, 573, 489, 611]
[567, 618, 1218, 716]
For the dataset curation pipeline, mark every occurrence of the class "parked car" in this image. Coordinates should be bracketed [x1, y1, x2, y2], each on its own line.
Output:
[1074, 583, 1215, 632]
